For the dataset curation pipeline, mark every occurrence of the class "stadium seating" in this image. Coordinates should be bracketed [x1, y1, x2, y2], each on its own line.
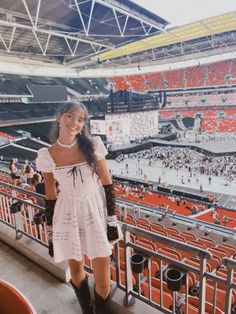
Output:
[109, 60, 236, 91]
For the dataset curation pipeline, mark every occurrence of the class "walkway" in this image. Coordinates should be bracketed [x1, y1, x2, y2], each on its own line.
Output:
[0, 241, 82, 314]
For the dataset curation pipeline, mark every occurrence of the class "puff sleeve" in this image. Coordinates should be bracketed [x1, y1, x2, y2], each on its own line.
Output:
[92, 136, 108, 160]
[36, 148, 55, 173]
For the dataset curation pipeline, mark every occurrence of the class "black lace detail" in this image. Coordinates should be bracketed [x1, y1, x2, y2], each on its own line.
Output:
[67, 166, 84, 188]
[45, 199, 56, 257]
[45, 199, 56, 225]
[107, 225, 119, 241]
[103, 183, 116, 216]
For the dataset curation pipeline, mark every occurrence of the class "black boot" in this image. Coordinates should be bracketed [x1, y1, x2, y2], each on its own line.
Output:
[70, 277, 94, 314]
[94, 290, 112, 314]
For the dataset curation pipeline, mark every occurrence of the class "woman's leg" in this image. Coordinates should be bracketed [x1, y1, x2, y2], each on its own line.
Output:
[68, 259, 93, 314]
[68, 259, 85, 287]
[93, 256, 112, 313]
[92, 256, 110, 299]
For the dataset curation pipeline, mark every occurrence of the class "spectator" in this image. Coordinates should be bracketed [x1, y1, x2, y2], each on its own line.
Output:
[212, 208, 220, 224]
[9, 158, 20, 185]
[24, 165, 34, 185]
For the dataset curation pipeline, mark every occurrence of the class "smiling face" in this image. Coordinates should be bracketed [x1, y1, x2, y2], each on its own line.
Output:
[58, 106, 87, 137]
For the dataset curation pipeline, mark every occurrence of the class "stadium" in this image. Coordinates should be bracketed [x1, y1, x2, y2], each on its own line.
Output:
[0, 0, 235, 313]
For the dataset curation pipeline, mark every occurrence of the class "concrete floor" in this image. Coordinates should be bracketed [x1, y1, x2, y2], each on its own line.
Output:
[0, 241, 82, 314]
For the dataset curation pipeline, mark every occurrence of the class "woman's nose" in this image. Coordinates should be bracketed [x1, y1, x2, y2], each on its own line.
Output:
[71, 118, 78, 126]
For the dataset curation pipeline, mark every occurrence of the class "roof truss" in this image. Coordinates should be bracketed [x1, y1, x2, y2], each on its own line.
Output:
[0, 0, 167, 66]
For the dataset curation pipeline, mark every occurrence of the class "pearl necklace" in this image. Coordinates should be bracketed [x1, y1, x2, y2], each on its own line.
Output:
[57, 139, 77, 149]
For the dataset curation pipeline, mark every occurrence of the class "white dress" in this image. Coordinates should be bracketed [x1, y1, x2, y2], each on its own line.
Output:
[36, 136, 112, 263]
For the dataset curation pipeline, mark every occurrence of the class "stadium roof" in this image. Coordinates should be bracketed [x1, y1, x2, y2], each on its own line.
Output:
[0, 0, 168, 67]
[91, 11, 236, 61]
[0, 1, 235, 78]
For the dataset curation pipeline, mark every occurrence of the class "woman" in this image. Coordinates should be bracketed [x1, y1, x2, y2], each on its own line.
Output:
[24, 165, 34, 185]
[31, 173, 45, 195]
[36, 101, 122, 314]
[9, 158, 20, 185]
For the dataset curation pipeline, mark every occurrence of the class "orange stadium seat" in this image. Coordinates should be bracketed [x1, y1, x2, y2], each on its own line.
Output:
[110, 265, 136, 286]
[181, 295, 224, 314]
[217, 244, 236, 257]
[197, 237, 215, 248]
[150, 222, 164, 230]
[205, 282, 236, 311]
[0, 279, 36, 314]
[181, 232, 196, 242]
[165, 227, 179, 236]
[141, 281, 172, 309]
[135, 239, 157, 251]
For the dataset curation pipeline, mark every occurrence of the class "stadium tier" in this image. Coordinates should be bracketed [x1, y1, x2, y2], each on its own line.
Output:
[109, 59, 236, 91]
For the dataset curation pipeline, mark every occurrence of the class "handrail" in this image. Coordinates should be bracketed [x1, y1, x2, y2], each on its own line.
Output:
[0, 183, 235, 314]
[116, 199, 236, 236]
[123, 224, 212, 259]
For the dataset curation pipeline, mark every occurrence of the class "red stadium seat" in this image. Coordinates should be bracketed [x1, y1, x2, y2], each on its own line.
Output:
[197, 237, 215, 248]
[110, 265, 136, 286]
[205, 282, 236, 311]
[136, 218, 150, 226]
[181, 232, 196, 242]
[165, 227, 179, 236]
[150, 222, 164, 230]
[135, 239, 157, 251]
[217, 244, 236, 257]
[181, 295, 224, 314]
[0, 279, 36, 314]
[141, 281, 172, 309]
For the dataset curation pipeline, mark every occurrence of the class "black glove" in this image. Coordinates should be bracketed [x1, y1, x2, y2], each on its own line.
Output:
[45, 199, 56, 257]
[103, 184, 119, 241]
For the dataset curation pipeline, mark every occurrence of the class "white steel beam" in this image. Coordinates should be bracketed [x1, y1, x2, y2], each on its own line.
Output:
[0, 20, 111, 49]
[32, 29, 45, 55]
[86, 0, 95, 36]
[0, 7, 78, 33]
[65, 38, 75, 56]
[141, 21, 148, 35]
[94, 0, 164, 32]
[8, 27, 16, 51]
[73, 0, 87, 34]
[147, 26, 152, 35]
[113, 9, 122, 36]
[0, 34, 8, 52]
[32, 29, 45, 56]
[35, 0, 42, 27]
[73, 40, 80, 55]
[122, 15, 129, 36]
[44, 33, 51, 55]
[21, 0, 36, 28]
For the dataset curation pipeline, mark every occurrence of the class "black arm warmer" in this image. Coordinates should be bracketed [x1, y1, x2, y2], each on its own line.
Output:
[103, 183, 116, 216]
[45, 199, 56, 226]
[45, 200, 56, 257]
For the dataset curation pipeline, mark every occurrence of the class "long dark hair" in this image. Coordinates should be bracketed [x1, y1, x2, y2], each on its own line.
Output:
[9, 158, 15, 171]
[50, 101, 99, 176]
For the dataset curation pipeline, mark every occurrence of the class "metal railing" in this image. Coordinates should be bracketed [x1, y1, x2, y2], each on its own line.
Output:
[0, 181, 47, 246]
[114, 224, 236, 314]
[0, 181, 236, 314]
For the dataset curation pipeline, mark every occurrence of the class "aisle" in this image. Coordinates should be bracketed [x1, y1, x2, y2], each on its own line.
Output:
[0, 241, 82, 314]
